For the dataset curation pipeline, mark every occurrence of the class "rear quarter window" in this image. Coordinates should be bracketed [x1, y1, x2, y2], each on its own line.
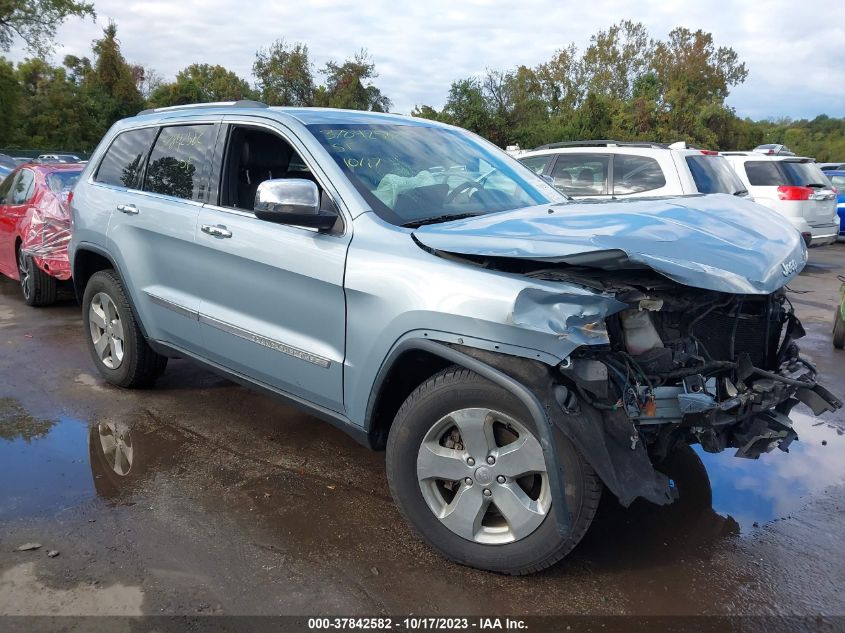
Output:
[744, 161, 786, 186]
[95, 128, 157, 189]
[613, 154, 666, 195]
[686, 155, 744, 194]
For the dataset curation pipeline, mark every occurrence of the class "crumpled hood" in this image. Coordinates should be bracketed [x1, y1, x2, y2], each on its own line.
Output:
[413, 194, 808, 294]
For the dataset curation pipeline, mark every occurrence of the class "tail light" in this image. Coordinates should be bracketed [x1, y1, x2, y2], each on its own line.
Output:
[67, 191, 74, 207]
[699, 149, 719, 155]
[777, 185, 813, 201]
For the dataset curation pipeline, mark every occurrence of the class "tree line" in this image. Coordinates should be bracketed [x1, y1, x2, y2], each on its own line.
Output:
[414, 21, 844, 161]
[0, 11, 842, 160]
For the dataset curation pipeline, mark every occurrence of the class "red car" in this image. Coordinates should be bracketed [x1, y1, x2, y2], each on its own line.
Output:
[0, 163, 83, 305]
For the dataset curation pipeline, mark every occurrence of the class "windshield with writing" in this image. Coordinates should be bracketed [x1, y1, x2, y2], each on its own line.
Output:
[308, 124, 563, 226]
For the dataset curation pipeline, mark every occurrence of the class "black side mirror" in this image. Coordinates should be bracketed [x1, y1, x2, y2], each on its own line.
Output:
[254, 179, 337, 231]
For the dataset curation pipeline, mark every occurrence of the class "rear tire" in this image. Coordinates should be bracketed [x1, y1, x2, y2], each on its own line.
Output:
[386, 366, 602, 575]
[18, 248, 57, 307]
[82, 270, 167, 388]
[834, 308, 845, 349]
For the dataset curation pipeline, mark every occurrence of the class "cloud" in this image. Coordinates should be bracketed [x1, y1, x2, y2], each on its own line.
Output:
[3, 0, 843, 119]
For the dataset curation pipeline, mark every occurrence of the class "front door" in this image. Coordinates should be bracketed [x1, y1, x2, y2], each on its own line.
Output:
[193, 121, 350, 413]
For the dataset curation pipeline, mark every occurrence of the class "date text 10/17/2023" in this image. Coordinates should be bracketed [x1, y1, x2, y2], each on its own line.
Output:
[307, 617, 528, 631]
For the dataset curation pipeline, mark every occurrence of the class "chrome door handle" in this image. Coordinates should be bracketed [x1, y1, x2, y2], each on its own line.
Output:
[201, 224, 232, 238]
[116, 204, 139, 215]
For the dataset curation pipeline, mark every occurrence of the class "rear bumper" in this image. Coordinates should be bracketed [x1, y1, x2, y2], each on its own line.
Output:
[807, 221, 839, 246]
[34, 254, 71, 281]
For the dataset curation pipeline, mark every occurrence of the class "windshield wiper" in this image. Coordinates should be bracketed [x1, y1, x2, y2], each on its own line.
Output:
[733, 189, 749, 196]
[402, 213, 482, 228]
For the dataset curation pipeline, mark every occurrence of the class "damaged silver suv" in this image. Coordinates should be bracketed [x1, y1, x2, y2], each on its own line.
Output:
[69, 102, 841, 575]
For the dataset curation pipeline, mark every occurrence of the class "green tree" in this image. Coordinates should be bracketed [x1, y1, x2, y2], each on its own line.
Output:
[253, 39, 315, 106]
[534, 43, 582, 116]
[317, 50, 391, 111]
[651, 27, 748, 143]
[148, 63, 255, 107]
[581, 20, 653, 101]
[89, 22, 144, 121]
[0, 57, 22, 145]
[14, 56, 88, 148]
[438, 77, 491, 135]
[0, 0, 94, 56]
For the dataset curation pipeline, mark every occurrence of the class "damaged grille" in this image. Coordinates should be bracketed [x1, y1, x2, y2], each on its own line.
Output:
[690, 298, 784, 370]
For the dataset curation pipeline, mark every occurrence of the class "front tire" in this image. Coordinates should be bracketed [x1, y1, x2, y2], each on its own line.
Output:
[82, 270, 167, 388]
[386, 367, 602, 575]
[18, 248, 57, 307]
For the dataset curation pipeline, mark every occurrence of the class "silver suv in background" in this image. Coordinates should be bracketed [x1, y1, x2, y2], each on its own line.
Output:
[69, 103, 840, 574]
[517, 140, 748, 199]
[722, 153, 839, 246]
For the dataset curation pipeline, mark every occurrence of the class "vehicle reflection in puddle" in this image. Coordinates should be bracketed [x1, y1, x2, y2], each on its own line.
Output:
[692, 409, 845, 531]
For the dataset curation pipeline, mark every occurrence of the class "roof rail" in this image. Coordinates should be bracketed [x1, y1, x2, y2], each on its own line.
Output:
[137, 100, 269, 116]
[533, 139, 670, 150]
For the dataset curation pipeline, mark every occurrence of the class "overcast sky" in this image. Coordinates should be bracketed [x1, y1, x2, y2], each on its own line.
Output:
[5, 0, 844, 120]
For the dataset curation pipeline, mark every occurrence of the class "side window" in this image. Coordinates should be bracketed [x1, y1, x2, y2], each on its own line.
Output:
[549, 154, 609, 196]
[11, 170, 35, 204]
[519, 155, 551, 175]
[0, 171, 17, 204]
[144, 125, 213, 202]
[744, 161, 783, 186]
[95, 127, 157, 189]
[219, 126, 317, 211]
[613, 154, 666, 195]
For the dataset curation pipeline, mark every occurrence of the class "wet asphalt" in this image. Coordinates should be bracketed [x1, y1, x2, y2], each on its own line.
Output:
[0, 245, 843, 619]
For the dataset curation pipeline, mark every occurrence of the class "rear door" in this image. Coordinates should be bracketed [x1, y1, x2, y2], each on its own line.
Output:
[102, 121, 219, 352]
[194, 118, 350, 413]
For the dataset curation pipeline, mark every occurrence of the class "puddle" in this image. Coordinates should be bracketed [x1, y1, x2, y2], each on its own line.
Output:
[1, 390, 843, 548]
[0, 400, 188, 520]
[692, 410, 845, 531]
[0, 407, 94, 521]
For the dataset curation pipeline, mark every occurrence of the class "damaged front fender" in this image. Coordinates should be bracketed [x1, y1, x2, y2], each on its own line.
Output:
[455, 346, 675, 508]
[511, 287, 627, 346]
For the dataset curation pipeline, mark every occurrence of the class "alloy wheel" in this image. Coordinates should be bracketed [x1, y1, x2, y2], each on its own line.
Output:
[88, 292, 125, 369]
[416, 407, 550, 544]
[17, 249, 32, 301]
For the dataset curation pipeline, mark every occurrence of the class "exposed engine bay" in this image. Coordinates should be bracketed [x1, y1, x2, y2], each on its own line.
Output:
[527, 265, 843, 462]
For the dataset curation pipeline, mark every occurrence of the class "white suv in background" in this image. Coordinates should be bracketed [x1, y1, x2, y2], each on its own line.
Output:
[517, 140, 749, 200]
[722, 154, 838, 247]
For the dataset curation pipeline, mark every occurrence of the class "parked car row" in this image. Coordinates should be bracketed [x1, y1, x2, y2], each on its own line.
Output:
[518, 141, 842, 245]
[0, 105, 841, 575]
